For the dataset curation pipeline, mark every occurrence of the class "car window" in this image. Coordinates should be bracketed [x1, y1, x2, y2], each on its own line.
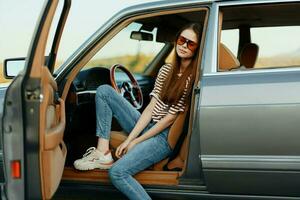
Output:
[83, 22, 165, 74]
[219, 3, 300, 71]
[221, 29, 239, 57]
[251, 26, 300, 68]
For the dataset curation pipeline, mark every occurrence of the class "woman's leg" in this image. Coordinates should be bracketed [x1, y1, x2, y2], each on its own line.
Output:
[74, 84, 141, 170]
[96, 84, 141, 138]
[95, 84, 141, 151]
[109, 130, 172, 200]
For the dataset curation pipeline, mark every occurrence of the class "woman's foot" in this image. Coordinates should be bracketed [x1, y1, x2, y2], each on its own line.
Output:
[73, 147, 114, 170]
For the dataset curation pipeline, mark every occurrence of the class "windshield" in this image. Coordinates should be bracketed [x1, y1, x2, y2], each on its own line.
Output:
[81, 22, 165, 74]
[53, 1, 164, 74]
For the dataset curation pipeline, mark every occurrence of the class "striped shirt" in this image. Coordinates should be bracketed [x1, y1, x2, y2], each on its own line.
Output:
[149, 64, 191, 122]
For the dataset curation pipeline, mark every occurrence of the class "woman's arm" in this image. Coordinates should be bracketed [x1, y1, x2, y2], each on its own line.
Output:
[133, 112, 177, 145]
[126, 97, 157, 142]
[115, 97, 157, 158]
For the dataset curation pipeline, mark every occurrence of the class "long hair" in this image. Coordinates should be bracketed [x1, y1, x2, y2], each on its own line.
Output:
[160, 23, 202, 106]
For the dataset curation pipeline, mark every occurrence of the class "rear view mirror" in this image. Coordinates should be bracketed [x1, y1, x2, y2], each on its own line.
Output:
[4, 58, 26, 79]
[130, 31, 153, 41]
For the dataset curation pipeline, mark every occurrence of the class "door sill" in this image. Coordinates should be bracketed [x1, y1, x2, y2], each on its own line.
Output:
[62, 167, 180, 185]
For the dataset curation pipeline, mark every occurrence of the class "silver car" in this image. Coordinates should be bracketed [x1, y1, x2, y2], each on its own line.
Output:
[1, 0, 300, 199]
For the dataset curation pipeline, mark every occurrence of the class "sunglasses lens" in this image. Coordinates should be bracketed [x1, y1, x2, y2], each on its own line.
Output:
[177, 36, 186, 45]
[187, 42, 197, 51]
[177, 35, 198, 51]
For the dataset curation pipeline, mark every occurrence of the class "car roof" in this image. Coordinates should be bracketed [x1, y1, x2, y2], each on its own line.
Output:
[120, 0, 297, 16]
[124, 0, 279, 9]
[124, 0, 300, 30]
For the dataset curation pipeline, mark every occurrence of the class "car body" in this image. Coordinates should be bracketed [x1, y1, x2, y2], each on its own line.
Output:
[1, 0, 300, 199]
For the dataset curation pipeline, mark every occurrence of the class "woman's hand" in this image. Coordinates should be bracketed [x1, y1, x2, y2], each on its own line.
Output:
[125, 139, 138, 153]
[115, 139, 139, 158]
[115, 139, 130, 158]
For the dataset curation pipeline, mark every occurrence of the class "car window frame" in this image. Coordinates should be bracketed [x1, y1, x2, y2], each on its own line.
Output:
[202, 0, 300, 76]
[55, 5, 210, 100]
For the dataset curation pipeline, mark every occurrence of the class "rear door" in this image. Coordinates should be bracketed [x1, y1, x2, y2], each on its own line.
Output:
[2, 0, 70, 199]
[199, 1, 300, 197]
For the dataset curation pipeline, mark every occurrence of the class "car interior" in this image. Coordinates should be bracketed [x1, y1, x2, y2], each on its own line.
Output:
[59, 9, 208, 186]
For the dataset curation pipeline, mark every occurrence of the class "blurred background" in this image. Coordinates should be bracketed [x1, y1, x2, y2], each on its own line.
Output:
[0, 0, 160, 83]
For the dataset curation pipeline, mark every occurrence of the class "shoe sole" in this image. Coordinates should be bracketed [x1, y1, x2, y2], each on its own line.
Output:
[74, 162, 113, 171]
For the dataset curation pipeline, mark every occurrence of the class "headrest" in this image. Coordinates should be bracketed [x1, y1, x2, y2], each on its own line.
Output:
[240, 43, 259, 68]
[219, 43, 240, 71]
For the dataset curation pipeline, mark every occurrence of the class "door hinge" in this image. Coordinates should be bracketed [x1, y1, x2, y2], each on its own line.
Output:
[26, 88, 43, 102]
[194, 87, 201, 94]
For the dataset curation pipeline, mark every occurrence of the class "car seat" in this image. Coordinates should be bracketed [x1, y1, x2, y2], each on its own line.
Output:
[219, 43, 240, 71]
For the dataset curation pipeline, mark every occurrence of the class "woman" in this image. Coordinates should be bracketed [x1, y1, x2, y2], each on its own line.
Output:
[74, 23, 201, 200]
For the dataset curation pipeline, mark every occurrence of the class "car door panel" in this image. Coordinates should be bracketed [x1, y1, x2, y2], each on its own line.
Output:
[203, 169, 300, 196]
[40, 66, 66, 198]
[199, 70, 300, 196]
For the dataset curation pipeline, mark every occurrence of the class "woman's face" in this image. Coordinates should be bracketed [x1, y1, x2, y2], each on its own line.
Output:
[176, 29, 198, 59]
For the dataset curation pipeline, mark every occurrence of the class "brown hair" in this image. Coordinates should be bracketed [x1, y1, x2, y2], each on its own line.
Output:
[160, 23, 202, 105]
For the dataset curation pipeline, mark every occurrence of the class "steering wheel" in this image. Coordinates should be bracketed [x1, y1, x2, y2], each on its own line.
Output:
[110, 64, 143, 109]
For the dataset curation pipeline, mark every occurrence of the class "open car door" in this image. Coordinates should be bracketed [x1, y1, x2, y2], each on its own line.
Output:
[1, 0, 70, 199]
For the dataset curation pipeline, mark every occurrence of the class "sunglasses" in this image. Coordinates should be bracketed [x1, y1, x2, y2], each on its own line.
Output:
[176, 35, 198, 51]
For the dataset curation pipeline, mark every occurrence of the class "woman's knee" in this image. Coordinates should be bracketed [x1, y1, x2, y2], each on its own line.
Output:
[96, 84, 114, 98]
[109, 165, 123, 182]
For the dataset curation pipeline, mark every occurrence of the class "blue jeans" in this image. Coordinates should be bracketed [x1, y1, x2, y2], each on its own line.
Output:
[95, 84, 172, 200]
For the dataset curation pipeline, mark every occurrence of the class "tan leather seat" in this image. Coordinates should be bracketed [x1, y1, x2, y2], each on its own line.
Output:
[153, 106, 190, 171]
[239, 43, 259, 68]
[163, 136, 188, 171]
[110, 131, 127, 149]
[219, 43, 240, 71]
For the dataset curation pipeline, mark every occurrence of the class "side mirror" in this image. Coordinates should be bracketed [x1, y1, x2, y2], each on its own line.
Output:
[3, 58, 26, 79]
[130, 31, 153, 41]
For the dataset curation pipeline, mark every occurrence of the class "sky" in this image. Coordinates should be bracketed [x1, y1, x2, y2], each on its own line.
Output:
[0, 0, 160, 63]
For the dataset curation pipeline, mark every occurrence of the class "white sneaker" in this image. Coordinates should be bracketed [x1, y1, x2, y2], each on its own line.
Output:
[73, 147, 114, 170]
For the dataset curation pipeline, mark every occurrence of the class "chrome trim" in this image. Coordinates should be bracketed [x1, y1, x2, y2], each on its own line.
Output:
[218, 0, 300, 6]
[203, 66, 300, 77]
[202, 3, 219, 74]
[200, 102, 300, 107]
[76, 90, 96, 95]
[202, 155, 300, 170]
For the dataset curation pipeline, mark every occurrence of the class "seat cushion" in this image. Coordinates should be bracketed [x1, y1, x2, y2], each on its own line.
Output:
[110, 131, 127, 149]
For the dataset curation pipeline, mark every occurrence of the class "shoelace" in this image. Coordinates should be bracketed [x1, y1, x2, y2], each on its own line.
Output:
[82, 147, 97, 158]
